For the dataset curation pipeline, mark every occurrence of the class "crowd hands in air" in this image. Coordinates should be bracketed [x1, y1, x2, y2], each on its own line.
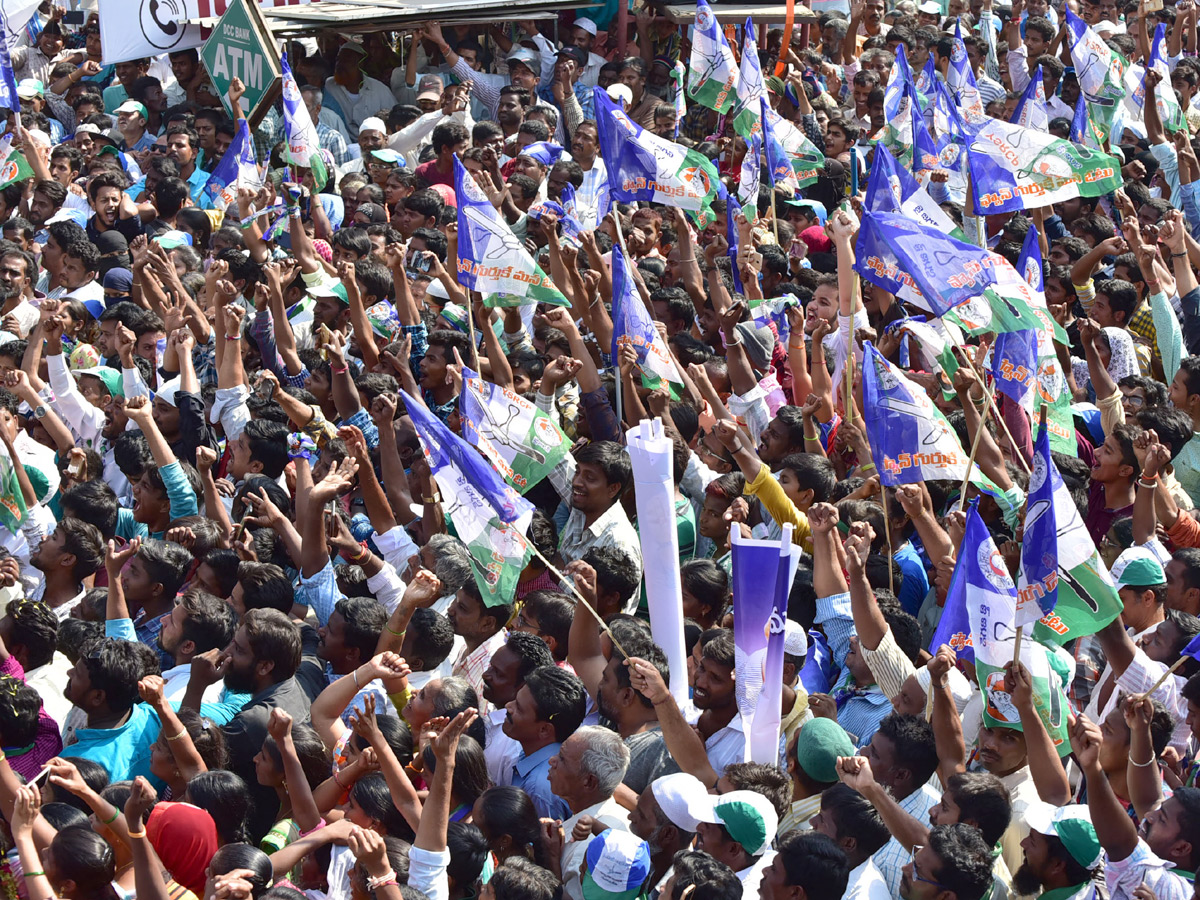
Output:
[0, 3, 1196, 900]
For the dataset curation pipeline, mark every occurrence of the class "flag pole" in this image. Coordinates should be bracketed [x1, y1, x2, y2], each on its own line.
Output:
[467, 292, 481, 373]
[526, 542, 632, 659]
[1138, 656, 1188, 699]
[958, 412, 987, 512]
[881, 486, 895, 595]
[1012, 625, 1023, 666]
[947, 330, 1032, 476]
[611, 210, 628, 428]
[770, 188, 780, 246]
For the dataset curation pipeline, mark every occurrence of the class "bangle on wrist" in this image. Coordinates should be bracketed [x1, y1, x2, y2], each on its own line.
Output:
[102, 808, 120, 825]
[1130, 752, 1158, 767]
[224, 333, 241, 341]
[387, 625, 407, 638]
[1172, 251, 1189, 258]
[352, 667, 361, 689]
[165, 728, 188, 742]
[127, 829, 147, 839]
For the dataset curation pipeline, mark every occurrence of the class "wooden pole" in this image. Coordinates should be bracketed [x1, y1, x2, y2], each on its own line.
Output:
[1012, 624, 1023, 666]
[526, 542, 632, 660]
[611, 211, 629, 428]
[1139, 656, 1188, 699]
[467, 293, 481, 373]
[770, 188, 780, 246]
[947, 330, 1032, 475]
[881, 486, 895, 596]
[958, 409, 988, 512]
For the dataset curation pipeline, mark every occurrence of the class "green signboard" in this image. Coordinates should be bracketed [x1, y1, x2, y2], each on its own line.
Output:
[200, 0, 282, 127]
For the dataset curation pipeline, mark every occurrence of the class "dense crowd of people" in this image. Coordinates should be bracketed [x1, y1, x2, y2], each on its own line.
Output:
[0, 2, 1194, 900]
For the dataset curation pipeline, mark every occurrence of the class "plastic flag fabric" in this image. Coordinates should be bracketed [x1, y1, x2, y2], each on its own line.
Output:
[949, 22, 986, 122]
[280, 52, 328, 191]
[737, 131, 761, 220]
[865, 145, 958, 236]
[1018, 420, 1075, 625]
[854, 210, 1000, 315]
[959, 503, 1073, 756]
[929, 499, 978, 662]
[688, 0, 739, 114]
[672, 62, 687, 137]
[731, 524, 801, 764]
[967, 116, 1122, 215]
[594, 87, 720, 215]
[725, 192, 745, 295]
[201, 119, 262, 212]
[404, 391, 533, 606]
[611, 241, 683, 386]
[0, 451, 25, 533]
[460, 367, 570, 495]
[763, 104, 824, 187]
[455, 156, 569, 308]
[1017, 223, 1044, 292]
[1070, 93, 1105, 149]
[991, 330, 1038, 415]
[862, 342, 973, 485]
[1065, 8, 1128, 104]
[0, 24, 17, 112]
[1182, 632, 1200, 661]
[731, 17, 764, 139]
[1146, 24, 1185, 133]
[761, 97, 800, 195]
[0, 132, 31, 191]
[1011, 64, 1049, 132]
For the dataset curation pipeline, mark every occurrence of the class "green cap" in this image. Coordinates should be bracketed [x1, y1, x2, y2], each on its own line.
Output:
[309, 280, 349, 306]
[1025, 802, 1102, 870]
[77, 366, 124, 398]
[696, 790, 778, 856]
[1111, 546, 1166, 590]
[795, 717, 855, 783]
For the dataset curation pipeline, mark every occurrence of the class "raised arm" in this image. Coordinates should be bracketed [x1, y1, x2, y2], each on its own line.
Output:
[628, 655, 720, 788]
[1005, 660, 1071, 803]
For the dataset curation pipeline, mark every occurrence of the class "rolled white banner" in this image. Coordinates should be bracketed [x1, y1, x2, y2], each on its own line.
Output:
[625, 418, 688, 705]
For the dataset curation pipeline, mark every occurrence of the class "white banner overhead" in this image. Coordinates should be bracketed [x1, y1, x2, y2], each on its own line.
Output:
[99, 0, 309, 66]
[0, 0, 42, 49]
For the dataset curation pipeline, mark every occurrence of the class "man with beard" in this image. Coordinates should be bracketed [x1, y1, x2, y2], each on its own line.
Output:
[296, 595, 387, 702]
[897, 825, 995, 900]
[628, 773, 705, 896]
[1012, 803, 1104, 900]
[153, 586, 236, 705]
[192, 608, 310, 842]
[481, 631, 554, 786]
[0, 248, 39, 337]
[596, 636, 679, 793]
[504, 664, 586, 820]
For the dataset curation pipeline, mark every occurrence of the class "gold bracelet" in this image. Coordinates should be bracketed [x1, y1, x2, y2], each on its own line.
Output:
[127, 829, 147, 839]
[165, 729, 188, 742]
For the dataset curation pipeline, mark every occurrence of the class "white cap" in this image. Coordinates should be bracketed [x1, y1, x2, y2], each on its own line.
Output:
[156, 375, 182, 408]
[114, 100, 148, 117]
[649, 773, 710, 833]
[607, 83, 633, 106]
[427, 279, 450, 301]
[574, 16, 598, 35]
[784, 621, 808, 658]
[915, 664, 975, 714]
[26, 129, 50, 148]
[359, 116, 386, 136]
[917, 1, 942, 13]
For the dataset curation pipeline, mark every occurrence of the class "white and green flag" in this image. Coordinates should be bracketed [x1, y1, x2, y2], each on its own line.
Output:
[460, 369, 570, 495]
[280, 51, 328, 190]
[688, 0, 739, 114]
[956, 503, 1073, 756]
[405, 391, 534, 607]
[0, 452, 25, 533]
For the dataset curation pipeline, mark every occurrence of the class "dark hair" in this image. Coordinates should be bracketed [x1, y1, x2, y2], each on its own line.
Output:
[188, 770, 251, 845]
[1136, 406, 1194, 459]
[524, 665, 588, 741]
[504, 631, 556, 679]
[945, 772, 1012, 846]
[1095, 278, 1138, 326]
[403, 189, 444, 224]
[0, 675, 42, 747]
[445, 822, 489, 890]
[351, 771, 409, 835]
[47, 827, 117, 900]
[136, 538, 193, 600]
[242, 608, 301, 680]
[490, 857, 561, 900]
[237, 562, 293, 614]
[475, 786, 550, 868]
[669, 850, 741, 900]
[174, 706, 229, 771]
[241, 419, 290, 478]
[334, 596, 388, 660]
[177, 588, 236, 654]
[927, 824, 995, 900]
[701, 629, 735, 669]
[209, 843, 273, 899]
[680, 559, 730, 624]
[200, 549, 241, 598]
[876, 712, 939, 786]
[574, 441, 632, 493]
[820, 783, 890, 856]
[60, 480, 120, 540]
[262, 722, 330, 791]
[612, 637, 669, 710]
[5, 598, 58, 669]
[408, 608, 455, 671]
[41, 802, 91, 831]
[779, 453, 838, 503]
[518, 591, 573, 660]
[55, 517, 105, 583]
[582, 545, 640, 612]
[80, 638, 144, 714]
[774, 831, 850, 900]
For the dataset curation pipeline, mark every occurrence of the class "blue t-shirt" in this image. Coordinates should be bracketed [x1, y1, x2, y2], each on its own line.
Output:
[68, 702, 163, 788]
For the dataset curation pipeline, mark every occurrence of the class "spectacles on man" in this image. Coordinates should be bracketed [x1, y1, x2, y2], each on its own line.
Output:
[908, 846, 953, 893]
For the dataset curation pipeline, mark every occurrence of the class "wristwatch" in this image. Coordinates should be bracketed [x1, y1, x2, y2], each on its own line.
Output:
[33, 405, 46, 419]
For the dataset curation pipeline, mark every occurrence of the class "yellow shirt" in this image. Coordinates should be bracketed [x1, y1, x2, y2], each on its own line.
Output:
[744, 464, 814, 553]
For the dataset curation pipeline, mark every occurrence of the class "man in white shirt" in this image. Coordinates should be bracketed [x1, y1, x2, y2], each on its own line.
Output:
[694, 790, 780, 900]
[808, 784, 893, 900]
[156, 588, 237, 705]
[323, 40, 396, 132]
